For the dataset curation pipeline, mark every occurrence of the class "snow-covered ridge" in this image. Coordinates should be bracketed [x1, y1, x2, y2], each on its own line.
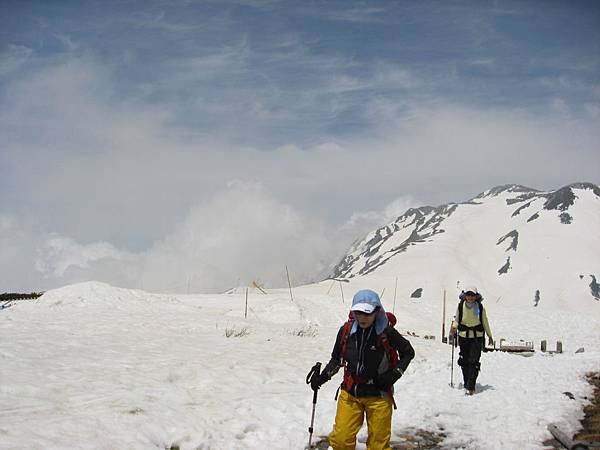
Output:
[38, 281, 181, 309]
[330, 182, 600, 308]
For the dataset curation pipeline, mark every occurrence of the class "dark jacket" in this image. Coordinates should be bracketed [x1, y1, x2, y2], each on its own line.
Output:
[322, 323, 414, 397]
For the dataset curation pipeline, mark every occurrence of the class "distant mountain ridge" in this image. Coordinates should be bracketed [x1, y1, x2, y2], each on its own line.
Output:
[329, 182, 600, 307]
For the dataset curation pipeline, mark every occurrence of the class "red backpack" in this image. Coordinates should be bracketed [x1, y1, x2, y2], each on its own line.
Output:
[338, 311, 399, 408]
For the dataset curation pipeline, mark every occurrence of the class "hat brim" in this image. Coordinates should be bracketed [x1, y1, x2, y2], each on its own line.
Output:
[463, 286, 478, 294]
[351, 303, 376, 314]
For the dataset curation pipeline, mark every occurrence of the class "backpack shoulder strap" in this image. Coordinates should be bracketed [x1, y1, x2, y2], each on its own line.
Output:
[386, 311, 397, 327]
[340, 320, 353, 365]
[457, 299, 465, 324]
[377, 326, 399, 368]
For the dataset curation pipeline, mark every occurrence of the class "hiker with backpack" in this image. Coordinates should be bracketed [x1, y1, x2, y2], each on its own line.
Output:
[308, 289, 415, 450]
[449, 286, 493, 395]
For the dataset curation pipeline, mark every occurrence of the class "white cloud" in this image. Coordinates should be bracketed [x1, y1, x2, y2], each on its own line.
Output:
[1, 182, 360, 292]
[1, 12, 599, 295]
[5, 60, 598, 277]
[0, 181, 422, 293]
[137, 180, 341, 292]
[35, 236, 135, 278]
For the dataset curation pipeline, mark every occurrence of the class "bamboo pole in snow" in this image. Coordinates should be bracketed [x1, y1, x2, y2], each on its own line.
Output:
[392, 277, 398, 314]
[441, 289, 447, 343]
[285, 265, 294, 302]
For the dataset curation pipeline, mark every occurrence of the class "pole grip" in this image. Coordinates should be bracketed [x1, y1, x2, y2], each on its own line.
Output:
[306, 362, 322, 387]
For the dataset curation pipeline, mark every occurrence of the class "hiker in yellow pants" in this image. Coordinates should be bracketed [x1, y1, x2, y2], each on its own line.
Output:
[309, 289, 415, 450]
[329, 389, 393, 450]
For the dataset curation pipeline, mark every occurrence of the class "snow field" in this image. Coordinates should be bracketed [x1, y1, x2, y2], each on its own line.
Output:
[1, 281, 598, 449]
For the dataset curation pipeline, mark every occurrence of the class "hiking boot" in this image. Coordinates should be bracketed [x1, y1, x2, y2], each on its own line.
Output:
[465, 389, 475, 396]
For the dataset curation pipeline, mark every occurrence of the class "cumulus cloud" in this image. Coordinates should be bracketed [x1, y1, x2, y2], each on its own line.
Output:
[35, 236, 135, 278]
[0, 181, 421, 293]
[1, 182, 368, 292]
[136, 180, 341, 292]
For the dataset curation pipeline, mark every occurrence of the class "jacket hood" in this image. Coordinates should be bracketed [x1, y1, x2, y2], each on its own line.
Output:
[350, 289, 389, 335]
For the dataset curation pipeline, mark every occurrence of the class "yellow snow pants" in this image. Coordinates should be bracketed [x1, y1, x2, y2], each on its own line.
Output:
[328, 389, 393, 450]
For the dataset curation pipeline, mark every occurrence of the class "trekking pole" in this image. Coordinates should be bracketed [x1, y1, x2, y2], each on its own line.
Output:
[450, 333, 456, 387]
[305, 362, 322, 449]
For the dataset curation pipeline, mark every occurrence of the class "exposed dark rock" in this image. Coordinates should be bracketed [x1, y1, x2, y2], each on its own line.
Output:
[497, 230, 519, 251]
[410, 288, 423, 298]
[559, 212, 573, 224]
[534, 182, 599, 216]
[363, 230, 384, 256]
[544, 186, 576, 211]
[527, 212, 539, 222]
[498, 257, 511, 275]
[0, 292, 44, 301]
[512, 201, 533, 216]
[332, 254, 360, 278]
[506, 192, 538, 205]
[590, 275, 600, 300]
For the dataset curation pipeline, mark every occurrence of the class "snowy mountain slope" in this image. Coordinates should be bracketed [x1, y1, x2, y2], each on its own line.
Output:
[1, 281, 599, 450]
[330, 182, 600, 311]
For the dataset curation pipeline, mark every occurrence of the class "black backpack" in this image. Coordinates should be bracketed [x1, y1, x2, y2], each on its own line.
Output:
[457, 292, 485, 335]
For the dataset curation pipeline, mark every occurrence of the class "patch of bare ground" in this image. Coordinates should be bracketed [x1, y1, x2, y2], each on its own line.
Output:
[542, 372, 600, 449]
[574, 372, 600, 443]
[311, 429, 447, 449]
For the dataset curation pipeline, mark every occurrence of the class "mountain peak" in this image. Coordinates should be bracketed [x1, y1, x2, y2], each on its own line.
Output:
[475, 184, 538, 199]
[544, 182, 600, 211]
[329, 182, 600, 306]
[565, 182, 600, 195]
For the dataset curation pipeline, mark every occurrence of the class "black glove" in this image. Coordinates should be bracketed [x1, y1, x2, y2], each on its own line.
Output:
[310, 372, 328, 391]
[377, 367, 403, 390]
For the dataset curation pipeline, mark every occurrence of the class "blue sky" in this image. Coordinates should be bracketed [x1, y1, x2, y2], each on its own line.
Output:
[1, 1, 599, 291]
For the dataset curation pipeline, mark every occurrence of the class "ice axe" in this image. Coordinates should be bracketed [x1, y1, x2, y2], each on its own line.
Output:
[305, 362, 322, 449]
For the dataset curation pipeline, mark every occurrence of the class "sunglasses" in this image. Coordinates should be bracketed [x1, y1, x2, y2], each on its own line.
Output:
[353, 309, 378, 316]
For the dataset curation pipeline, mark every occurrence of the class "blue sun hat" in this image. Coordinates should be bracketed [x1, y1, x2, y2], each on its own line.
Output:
[350, 289, 389, 335]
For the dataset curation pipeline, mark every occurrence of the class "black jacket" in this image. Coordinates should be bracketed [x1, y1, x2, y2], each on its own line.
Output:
[322, 323, 414, 397]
